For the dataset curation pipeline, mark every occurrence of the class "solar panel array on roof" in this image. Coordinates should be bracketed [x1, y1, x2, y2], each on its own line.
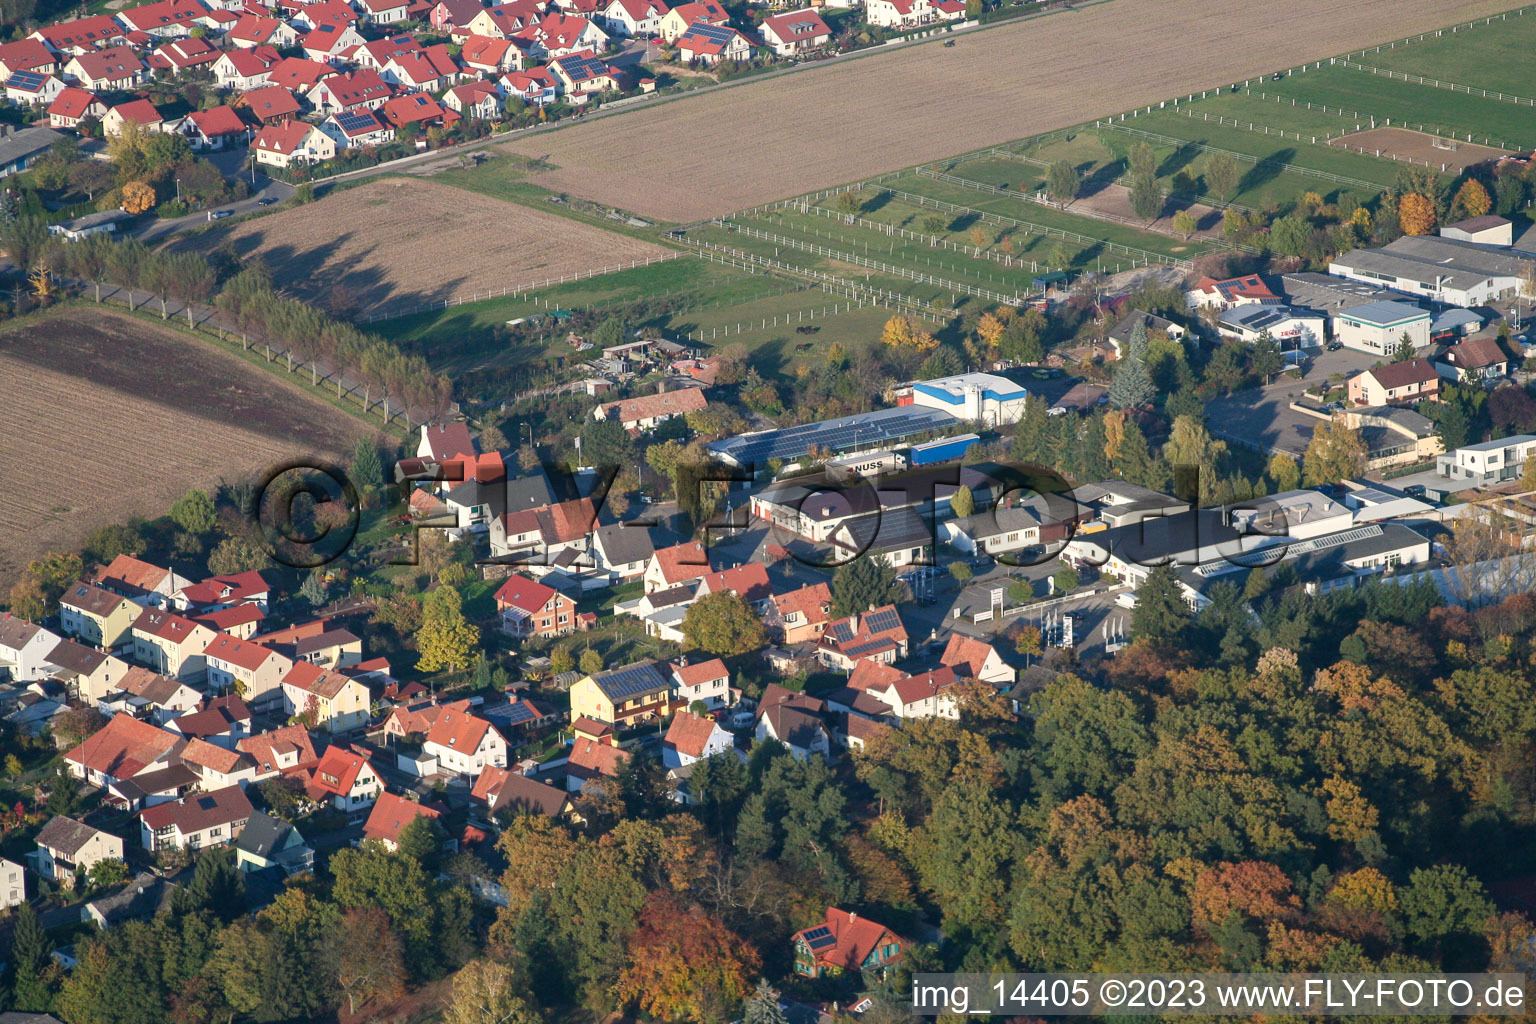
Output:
[710, 406, 960, 466]
[498, 701, 536, 726]
[685, 21, 735, 43]
[593, 661, 668, 701]
[802, 925, 835, 949]
[844, 639, 895, 658]
[334, 109, 378, 133]
[862, 608, 901, 635]
[6, 70, 46, 90]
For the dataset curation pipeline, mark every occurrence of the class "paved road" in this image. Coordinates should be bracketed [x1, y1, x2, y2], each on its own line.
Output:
[1206, 346, 1380, 456]
[133, 169, 294, 244]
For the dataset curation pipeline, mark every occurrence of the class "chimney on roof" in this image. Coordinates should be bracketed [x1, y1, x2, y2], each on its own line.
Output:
[656, 378, 666, 394]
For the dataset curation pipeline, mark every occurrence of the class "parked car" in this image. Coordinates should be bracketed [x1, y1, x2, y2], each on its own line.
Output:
[256, 197, 278, 206]
[206, 209, 231, 221]
[1403, 484, 1427, 498]
[1326, 341, 1343, 351]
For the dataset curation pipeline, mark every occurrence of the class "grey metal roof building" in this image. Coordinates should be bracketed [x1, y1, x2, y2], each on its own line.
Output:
[709, 406, 961, 468]
[586, 660, 670, 702]
[0, 126, 63, 178]
[1279, 271, 1410, 313]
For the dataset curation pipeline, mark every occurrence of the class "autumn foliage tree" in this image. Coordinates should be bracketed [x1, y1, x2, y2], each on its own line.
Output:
[1398, 192, 1437, 236]
[1453, 178, 1492, 220]
[880, 314, 939, 352]
[615, 894, 759, 1023]
[329, 907, 405, 1014]
[121, 180, 156, 214]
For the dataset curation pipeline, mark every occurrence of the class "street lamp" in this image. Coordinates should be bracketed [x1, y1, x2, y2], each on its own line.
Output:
[175, 177, 182, 201]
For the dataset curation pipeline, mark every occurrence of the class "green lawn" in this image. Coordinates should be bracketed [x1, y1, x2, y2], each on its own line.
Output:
[1261, 66, 1536, 150]
[1340, 11, 1536, 99]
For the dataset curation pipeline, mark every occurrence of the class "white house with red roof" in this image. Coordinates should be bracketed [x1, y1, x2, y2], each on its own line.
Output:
[238, 724, 319, 780]
[66, 714, 185, 786]
[95, 554, 190, 608]
[418, 420, 476, 460]
[676, 21, 750, 63]
[643, 541, 710, 593]
[253, 118, 336, 167]
[662, 709, 731, 768]
[212, 46, 282, 89]
[759, 8, 829, 55]
[174, 570, 273, 614]
[5, 70, 62, 105]
[939, 632, 1012, 684]
[865, 0, 961, 27]
[30, 15, 125, 55]
[379, 92, 458, 130]
[818, 605, 907, 671]
[430, 0, 489, 34]
[319, 108, 393, 148]
[1185, 273, 1279, 311]
[305, 743, 382, 811]
[656, 0, 725, 41]
[115, 0, 210, 38]
[0, 38, 58, 76]
[179, 737, 258, 790]
[241, 83, 304, 122]
[693, 562, 772, 610]
[304, 67, 389, 113]
[523, 10, 607, 58]
[139, 784, 252, 852]
[103, 98, 166, 137]
[382, 47, 460, 91]
[149, 36, 221, 73]
[265, 55, 337, 91]
[460, 34, 524, 74]
[362, 791, 440, 849]
[499, 66, 556, 104]
[64, 45, 146, 91]
[300, 19, 366, 61]
[357, 0, 411, 23]
[291, 0, 359, 29]
[464, 0, 543, 39]
[423, 705, 508, 775]
[565, 735, 630, 792]
[444, 79, 502, 119]
[669, 657, 731, 709]
[46, 86, 107, 128]
[280, 661, 369, 733]
[867, 665, 961, 719]
[227, 12, 299, 47]
[598, 0, 667, 36]
[592, 386, 707, 431]
[548, 49, 620, 100]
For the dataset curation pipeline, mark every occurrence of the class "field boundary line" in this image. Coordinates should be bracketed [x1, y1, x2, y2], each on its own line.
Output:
[1094, 121, 1384, 191]
[1330, 58, 1536, 109]
[770, 200, 1045, 273]
[984, 146, 1259, 216]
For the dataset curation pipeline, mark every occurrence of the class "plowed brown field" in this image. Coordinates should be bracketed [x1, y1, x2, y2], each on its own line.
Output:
[177, 179, 670, 315]
[504, 0, 1521, 221]
[0, 308, 376, 583]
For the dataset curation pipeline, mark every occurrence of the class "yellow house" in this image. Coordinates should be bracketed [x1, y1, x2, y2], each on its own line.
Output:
[45, 639, 131, 703]
[203, 634, 292, 709]
[569, 659, 673, 726]
[280, 662, 370, 733]
[130, 610, 216, 682]
[59, 582, 139, 648]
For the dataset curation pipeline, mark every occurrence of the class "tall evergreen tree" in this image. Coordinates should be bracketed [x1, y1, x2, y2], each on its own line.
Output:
[1108, 322, 1156, 409]
[830, 555, 900, 617]
[1130, 564, 1192, 644]
[10, 901, 56, 1012]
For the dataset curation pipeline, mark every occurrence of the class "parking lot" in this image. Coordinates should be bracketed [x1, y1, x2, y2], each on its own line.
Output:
[1207, 346, 1381, 456]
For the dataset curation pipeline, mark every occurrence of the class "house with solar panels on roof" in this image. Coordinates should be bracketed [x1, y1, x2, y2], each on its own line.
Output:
[4, 69, 64, 106]
[549, 50, 623, 101]
[818, 605, 908, 672]
[569, 659, 676, 726]
[1216, 304, 1325, 350]
[793, 908, 907, 980]
[319, 107, 394, 149]
[676, 21, 750, 64]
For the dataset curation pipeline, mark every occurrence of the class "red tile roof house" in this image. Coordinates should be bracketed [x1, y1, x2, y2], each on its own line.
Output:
[939, 632, 1013, 685]
[460, 34, 524, 74]
[423, 705, 509, 776]
[494, 574, 578, 638]
[175, 570, 274, 614]
[0, 38, 61, 76]
[362, 790, 441, 849]
[792, 907, 907, 979]
[1184, 274, 1279, 311]
[115, 0, 211, 39]
[661, 709, 731, 769]
[643, 540, 711, 593]
[203, 633, 293, 710]
[564, 735, 630, 793]
[445, 79, 502, 119]
[63, 45, 147, 91]
[300, 19, 367, 62]
[381, 697, 473, 742]
[103, 98, 165, 138]
[178, 736, 259, 790]
[521, 11, 608, 59]
[471, 766, 574, 818]
[866, 665, 961, 720]
[94, 553, 189, 608]
[320, 108, 394, 149]
[30, 14, 126, 55]
[597, 0, 667, 36]
[4, 69, 64, 107]
[593, 386, 706, 432]
[817, 605, 908, 671]
[149, 35, 222, 73]
[305, 743, 382, 812]
[767, 582, 833, 645]
[379, 92, 459, 131]
[865, 0, 961, 28]
[760, 8, 829, 56]
[65, 712, 185, 787]
[305, 67, 391, 114]
[676, 21, 751, 64]
[358, 0, 412, 23]
[430, 0, 489, 35]
[279, 660, 370, 732]
[1347, 358, 1441, 408]
[264, 55, 338, 92]
[499, 66, 557, 105]
[211, 46, 283, 90]
[139, 784, 253, 852]
[238, 723, 319, 781]
[381, 47, 460, 91]
[131, 609, 217, 682]
[47, 85, 108, 128]
[227, 12, 300, 47]
[693, 562, 772, 610]
[669, 656, 730, 709]
[354, 33, 423, 69]
[549, 50, 622, 102]
[657, 0, 726, 41]
[252, 118, 336, 167]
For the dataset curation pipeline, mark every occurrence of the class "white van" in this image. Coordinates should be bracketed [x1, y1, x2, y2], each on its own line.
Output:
[1114, 591, 1138, 609]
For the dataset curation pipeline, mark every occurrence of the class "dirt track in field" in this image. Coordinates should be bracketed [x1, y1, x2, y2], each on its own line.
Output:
[173, 179, 670, 315]
[0, 308, 374, 584]
[504, 0, 1522, 221]
[1330, 126, 1513, 173]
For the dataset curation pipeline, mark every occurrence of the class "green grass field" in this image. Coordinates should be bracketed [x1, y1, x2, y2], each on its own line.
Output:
[1338, 10, 1536, 99]
[1260, 66, 1534, 150]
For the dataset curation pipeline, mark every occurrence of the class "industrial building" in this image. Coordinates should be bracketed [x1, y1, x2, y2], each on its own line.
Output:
[1329, 235, 1530, 308]
[1437, 434, 1536, 487]
[1216, 304, 1326, 348]
[707, 406, 959, 469]
[1333, 300, 1433, 355]
[902, 372, 1030, 426]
